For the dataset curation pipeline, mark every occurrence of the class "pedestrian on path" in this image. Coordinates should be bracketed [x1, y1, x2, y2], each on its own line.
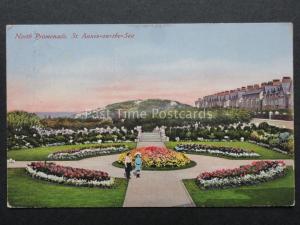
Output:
[124, 152, 132, 179]
[134, 153, 142, 178]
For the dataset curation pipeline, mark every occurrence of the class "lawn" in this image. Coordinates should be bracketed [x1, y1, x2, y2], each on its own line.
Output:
[183, 167, 295, 207]
[7, 168, 128, 207]
[166, 141, 293, 159]
[7, 142, 136, 161]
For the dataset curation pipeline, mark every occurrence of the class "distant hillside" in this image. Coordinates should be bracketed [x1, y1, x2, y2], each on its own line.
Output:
[106, 99, 193, 112]
[74, 99, 195, 119]
[36, 112, 76, 118]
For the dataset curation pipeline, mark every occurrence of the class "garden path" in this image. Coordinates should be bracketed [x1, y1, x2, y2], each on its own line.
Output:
[123, 132, 195, 207]
[8, 132, 294, 207]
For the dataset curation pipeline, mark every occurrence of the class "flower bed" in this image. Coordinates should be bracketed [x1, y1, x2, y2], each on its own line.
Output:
[48, 145, 129, 160]
[118, 146, 191, 168]
[196, 160, 286, 189]
[175, 144, 260, 158]
[26, 162, 114, 188]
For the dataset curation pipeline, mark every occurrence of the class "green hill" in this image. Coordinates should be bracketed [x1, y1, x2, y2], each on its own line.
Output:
[74, 99, 196, 119]
[106, 99, 194, 112]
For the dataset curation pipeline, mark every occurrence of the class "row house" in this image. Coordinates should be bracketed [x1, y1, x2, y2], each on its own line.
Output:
[195, 76, 293, 111]
[262, 77, 293, 110]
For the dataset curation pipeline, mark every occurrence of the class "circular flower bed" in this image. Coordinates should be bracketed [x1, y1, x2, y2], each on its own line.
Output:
[117, 146, 191, 169]
[48, 145, 129, 160]
[26, 162, 115, 188]
[175, 144, 260, 158]
[196, 160, 286, 190]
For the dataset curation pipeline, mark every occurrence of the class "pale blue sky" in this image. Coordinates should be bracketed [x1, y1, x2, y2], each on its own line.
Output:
[7, 23, 293, 112]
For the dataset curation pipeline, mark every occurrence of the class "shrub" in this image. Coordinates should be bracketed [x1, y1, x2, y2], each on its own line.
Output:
[282, 138, 294, 154]
[268, 137, 280, 148]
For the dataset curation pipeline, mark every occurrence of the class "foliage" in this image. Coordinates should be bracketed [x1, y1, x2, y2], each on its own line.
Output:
[7, 125, 138, 150]
[268, 137, 280, 148]
[7, 111, 41, 128]
[113, 108, 252, 131]
[250, 131, 260, 142]
[41, 118, 113, 129]
[166, 122, 293, 154]
[282, 137, 294, 154]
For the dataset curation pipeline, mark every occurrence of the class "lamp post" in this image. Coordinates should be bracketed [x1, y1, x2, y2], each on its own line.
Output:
[269, 111, 273, 120]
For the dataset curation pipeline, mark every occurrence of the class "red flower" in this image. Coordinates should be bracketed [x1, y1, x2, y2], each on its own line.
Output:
[28, 162, 110, 181]
[197, 160, 286, 180]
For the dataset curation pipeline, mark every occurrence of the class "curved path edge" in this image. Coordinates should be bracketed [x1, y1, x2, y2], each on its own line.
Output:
[7, 132, 295, 207]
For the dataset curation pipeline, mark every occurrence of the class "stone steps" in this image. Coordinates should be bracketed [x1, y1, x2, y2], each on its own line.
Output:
[139, 132, 162, 142]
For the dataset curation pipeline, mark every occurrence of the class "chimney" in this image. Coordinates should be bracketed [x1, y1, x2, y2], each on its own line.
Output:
[241, 87, 246, 91]
[261, 82, 267, 87]
[273, 79, 281, 86]
[254, 84, 260, 89]
[282, 76, 291, 83]
[247, 85, 253, 90]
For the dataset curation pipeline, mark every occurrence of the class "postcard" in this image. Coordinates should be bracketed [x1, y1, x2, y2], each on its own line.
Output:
[6, 24, 294, 207]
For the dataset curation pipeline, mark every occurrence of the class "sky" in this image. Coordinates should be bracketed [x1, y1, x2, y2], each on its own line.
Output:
[7, 23, 293, 112]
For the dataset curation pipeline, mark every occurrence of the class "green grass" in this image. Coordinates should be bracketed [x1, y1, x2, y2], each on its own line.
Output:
[7, 142, 136, 161]
[166, 141, 293, 160]
[7, 168, 128, 207]
[183, 167, 295, 207]
[112, 160, 197, 171]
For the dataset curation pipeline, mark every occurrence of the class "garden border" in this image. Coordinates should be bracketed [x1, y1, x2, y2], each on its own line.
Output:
[112, 160, 197, 171]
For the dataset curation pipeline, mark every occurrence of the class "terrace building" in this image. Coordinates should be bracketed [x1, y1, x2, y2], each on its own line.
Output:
[195, 76, 293, 111]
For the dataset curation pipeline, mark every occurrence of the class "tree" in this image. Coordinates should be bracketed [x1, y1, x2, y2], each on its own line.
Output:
[250, 131, 260, 142]
[7, 111, 41, 129]
[214, 131, 225, 140]
[258, 122, 269, 131]
[227, 130, 240, 140]
[279, 132, 290, 142]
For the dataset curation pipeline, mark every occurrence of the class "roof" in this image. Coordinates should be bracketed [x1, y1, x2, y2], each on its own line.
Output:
[243, 89, 262, 96]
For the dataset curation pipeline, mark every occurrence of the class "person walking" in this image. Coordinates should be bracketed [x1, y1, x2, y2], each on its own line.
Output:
[124, 152, 132, 179]
[134, 153, 142, 178]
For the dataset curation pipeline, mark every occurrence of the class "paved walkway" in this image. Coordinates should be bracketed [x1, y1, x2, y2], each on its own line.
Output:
[251, 118, 294, 130]
[123, 132, 195, 207]
[8, 155, 294, 178]
[7, 131, 294, 207]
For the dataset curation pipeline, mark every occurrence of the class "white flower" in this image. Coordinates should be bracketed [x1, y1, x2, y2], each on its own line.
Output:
[177, 145, 260, 158]
[25, 166, 115, 188]
[47, 146, 128, 160]
[198, 165, 286, 189]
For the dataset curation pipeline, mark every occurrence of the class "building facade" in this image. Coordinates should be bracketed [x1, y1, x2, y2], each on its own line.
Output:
[195, 76, 293, 111]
